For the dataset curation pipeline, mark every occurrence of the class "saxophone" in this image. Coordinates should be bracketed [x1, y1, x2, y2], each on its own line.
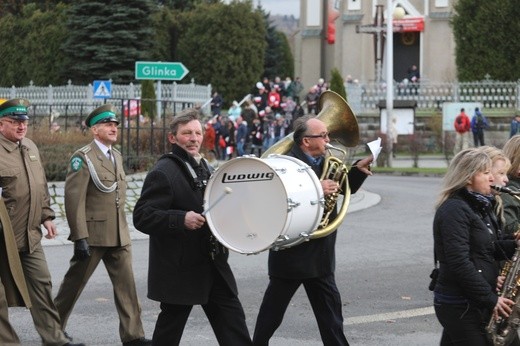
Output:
[487, 247, 520, 346]
[487, 185, 520, 346]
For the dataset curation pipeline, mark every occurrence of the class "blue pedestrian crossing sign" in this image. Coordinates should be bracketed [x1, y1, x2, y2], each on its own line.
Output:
[93, 80, 112, 99]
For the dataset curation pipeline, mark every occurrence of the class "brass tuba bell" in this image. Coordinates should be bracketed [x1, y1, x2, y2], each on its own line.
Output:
[262, 90, 359, 157]
[261, 90, 360, 243]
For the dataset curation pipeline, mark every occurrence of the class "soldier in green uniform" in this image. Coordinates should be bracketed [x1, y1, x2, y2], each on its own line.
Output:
[54, 104, 151, 346]
[0, 98, 83, 346]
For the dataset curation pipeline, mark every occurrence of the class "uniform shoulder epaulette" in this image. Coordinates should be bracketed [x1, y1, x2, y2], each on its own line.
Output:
[79, 145, 92, 154]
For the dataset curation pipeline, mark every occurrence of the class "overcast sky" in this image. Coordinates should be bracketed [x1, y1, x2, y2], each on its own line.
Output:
[258, 0, 300, 17]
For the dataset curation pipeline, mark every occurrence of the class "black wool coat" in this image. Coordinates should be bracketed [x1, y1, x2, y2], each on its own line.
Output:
[433, 188, 516, 310]
[133, 144, 238, 305]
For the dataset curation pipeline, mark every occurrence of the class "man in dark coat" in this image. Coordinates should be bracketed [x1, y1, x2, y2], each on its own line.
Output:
[253, 115, 373, 346]
[133, 108, 252, 345]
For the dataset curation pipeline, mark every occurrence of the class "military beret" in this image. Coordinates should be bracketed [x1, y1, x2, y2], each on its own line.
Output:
[85, 104, 119, 128]
[0, 98, 30, 120]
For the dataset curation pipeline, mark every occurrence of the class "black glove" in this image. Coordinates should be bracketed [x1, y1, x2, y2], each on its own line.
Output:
[73, 238, 91, 261]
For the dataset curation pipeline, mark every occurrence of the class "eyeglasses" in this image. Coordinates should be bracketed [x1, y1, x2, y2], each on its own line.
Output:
[304, 132, 329, 139]
[1, 118, 28, 127]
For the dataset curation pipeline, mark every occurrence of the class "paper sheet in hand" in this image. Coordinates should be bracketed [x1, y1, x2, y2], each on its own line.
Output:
[367, 138, 382, 162]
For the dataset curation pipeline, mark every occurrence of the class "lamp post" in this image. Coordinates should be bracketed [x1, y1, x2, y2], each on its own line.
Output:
[385, 3, 405, 167]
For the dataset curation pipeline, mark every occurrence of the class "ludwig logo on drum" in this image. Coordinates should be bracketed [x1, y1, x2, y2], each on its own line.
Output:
[221, 171, 275, 183]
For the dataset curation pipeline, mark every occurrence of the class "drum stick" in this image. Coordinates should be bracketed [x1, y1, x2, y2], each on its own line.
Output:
[202, 187, 233, 216]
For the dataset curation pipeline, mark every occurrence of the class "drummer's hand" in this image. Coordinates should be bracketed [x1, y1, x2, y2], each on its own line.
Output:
[322, 179, 340, 196]
[355, 155, 373, 176]
[184, 211, 205, 230]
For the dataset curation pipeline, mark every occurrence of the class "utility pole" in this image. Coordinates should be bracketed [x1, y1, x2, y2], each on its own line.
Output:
[385, 0, 394, 167]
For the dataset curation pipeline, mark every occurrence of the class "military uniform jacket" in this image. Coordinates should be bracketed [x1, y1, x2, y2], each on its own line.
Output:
[65, 141, 129, 246]
[133, 144, 238, 305]
[0, 133, 54, 253]
[268, 144, 368, 279]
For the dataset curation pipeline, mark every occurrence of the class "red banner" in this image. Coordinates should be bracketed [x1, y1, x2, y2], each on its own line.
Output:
[393, 17, 425, 32]
[327, 0, 341, 44]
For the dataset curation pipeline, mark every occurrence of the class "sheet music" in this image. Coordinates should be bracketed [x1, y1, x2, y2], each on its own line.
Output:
[367, 137, 382, 162]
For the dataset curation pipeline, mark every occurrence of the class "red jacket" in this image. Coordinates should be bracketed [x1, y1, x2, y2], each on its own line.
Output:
[454, 112, 471, 133]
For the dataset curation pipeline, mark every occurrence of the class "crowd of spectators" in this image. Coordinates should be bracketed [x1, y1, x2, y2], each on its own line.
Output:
[201, 76, 331, 165]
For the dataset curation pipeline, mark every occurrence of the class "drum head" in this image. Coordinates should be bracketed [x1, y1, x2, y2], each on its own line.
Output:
[204, 157, 291, 254]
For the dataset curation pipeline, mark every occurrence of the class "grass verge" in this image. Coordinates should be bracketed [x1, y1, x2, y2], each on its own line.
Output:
[371, 166, 447, 176]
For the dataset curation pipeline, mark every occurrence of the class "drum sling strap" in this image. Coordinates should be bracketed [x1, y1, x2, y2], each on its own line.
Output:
[168, 153, 213, 191]
[170, 154, 226, 259]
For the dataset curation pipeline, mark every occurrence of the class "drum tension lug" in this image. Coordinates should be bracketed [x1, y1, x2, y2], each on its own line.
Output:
[275, 235, 290, 242]
[287, 198, 300, 211]
[311, 198, 323, 206]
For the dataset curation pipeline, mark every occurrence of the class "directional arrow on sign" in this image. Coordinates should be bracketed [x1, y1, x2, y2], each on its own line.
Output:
[135, 61, 189, 81]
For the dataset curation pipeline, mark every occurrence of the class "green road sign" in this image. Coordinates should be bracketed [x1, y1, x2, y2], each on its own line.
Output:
[135, 61, 189, 81]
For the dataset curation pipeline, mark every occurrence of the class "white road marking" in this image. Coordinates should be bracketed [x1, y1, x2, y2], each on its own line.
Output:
[344, 306, 435, 325]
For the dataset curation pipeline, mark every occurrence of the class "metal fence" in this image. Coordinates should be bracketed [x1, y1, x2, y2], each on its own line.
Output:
[0, 79, 212, 121]
[346, 79, 520, 114]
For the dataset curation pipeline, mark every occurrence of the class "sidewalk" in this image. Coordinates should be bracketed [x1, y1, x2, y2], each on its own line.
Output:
[41, 154, 447, 247]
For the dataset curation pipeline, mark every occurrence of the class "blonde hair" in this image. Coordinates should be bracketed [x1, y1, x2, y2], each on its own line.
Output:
[503, 135, 520, 178]
[480, 145, 511, 173]
[435, 148, 491, 209]
[480, 146, 510, 226]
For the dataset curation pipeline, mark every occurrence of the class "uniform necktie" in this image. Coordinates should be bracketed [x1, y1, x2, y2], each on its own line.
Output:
[107, 149, 115, 166]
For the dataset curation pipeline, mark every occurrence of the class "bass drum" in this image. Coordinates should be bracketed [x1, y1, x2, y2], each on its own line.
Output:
[203, 155, 324, 254]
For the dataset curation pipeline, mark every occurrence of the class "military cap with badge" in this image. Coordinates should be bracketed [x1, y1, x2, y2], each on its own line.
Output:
[0, 98, 30, 121]
[85, 104, 120, 128]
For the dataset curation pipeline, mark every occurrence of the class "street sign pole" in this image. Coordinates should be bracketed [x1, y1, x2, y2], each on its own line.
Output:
[157, 81, 162, 119]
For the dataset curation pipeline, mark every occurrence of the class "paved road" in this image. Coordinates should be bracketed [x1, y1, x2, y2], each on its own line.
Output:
[11, 174, 443, 345]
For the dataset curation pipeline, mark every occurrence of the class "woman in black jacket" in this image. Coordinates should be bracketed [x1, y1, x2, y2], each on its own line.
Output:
[433, 147, 517, 345]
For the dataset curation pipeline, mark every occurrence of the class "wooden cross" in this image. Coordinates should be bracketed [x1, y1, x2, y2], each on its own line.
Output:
[355, 4, 386, 83]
